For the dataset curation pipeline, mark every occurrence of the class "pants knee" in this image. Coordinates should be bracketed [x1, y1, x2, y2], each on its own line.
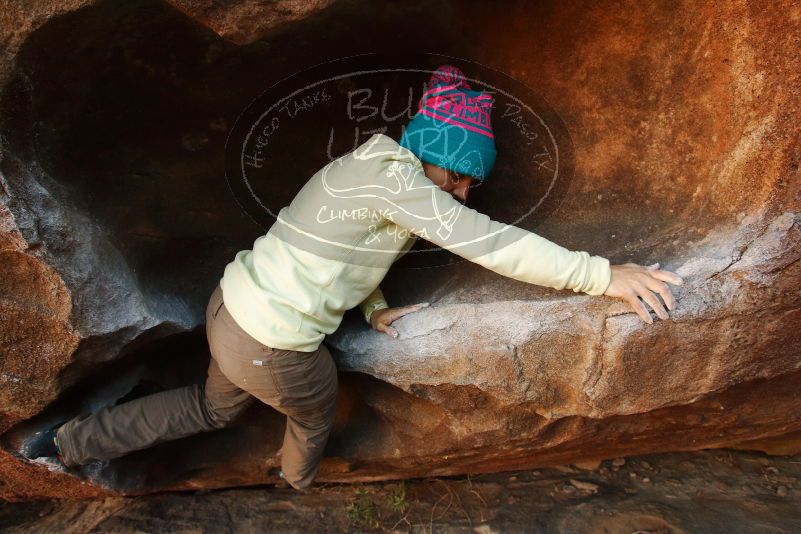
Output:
[205, 410, 233, 429]
[200, 387, 248, 430]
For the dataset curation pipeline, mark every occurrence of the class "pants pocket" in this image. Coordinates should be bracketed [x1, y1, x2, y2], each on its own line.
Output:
[205, 285, 225, 324]
[266, 352, 316, 406]
[266, 363, 287, 397]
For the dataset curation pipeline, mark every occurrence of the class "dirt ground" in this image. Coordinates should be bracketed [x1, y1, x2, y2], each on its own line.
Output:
[1, 448, 799, 533]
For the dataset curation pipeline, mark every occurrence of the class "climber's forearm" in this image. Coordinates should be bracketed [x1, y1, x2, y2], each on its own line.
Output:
[366, 156, 611, 296]
[469, 231, 613, 296]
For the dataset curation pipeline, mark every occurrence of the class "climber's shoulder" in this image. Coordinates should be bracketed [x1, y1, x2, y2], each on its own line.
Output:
[319, 133, 425, 193]
[348, 133, 423, 172]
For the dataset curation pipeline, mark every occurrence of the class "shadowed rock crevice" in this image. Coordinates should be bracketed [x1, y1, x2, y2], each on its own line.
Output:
[0, 0, 799, 500]
[1, 328, 450, 493]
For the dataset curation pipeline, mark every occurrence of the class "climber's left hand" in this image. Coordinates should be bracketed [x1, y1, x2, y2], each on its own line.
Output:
[604, 262, 683, 323]
[370, 303, 430, 339]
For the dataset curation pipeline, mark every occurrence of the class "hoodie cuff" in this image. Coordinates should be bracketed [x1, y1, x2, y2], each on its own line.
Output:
[359, 287, 389, 323]
[363, 301, 389, 323]
[580, 255, 613, 296]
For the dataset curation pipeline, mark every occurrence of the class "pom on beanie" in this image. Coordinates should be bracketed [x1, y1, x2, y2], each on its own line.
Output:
[427, 64, 471, 90]
[399, 65, 497, 180]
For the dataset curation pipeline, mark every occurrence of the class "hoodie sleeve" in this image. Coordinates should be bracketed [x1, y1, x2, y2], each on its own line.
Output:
[365, 158, 612, 296]
[358, 285, 389, 323]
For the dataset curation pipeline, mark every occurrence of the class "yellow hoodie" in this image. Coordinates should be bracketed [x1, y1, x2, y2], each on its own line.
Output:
[220, 133, 611, 352]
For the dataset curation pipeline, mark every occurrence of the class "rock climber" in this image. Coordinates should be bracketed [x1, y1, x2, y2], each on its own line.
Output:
[23, 65, 683, 492]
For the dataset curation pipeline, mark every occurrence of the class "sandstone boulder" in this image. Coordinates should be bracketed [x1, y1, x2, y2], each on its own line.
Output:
[0, 0, 798, 501]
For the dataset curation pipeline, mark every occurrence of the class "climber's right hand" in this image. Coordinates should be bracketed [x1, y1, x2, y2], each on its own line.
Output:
[603, 262, 684, 324]
[370, 303, 430, 339]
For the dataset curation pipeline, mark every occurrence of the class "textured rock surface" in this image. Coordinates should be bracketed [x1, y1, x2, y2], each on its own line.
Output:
[0, 0, 799, 501]
[166, 0, 336, 44]
[2, 449, 801, 533]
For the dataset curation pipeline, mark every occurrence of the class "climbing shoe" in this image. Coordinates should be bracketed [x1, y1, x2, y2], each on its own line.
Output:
[270, 467, 290, 489]
[280, 470, 311, 493]
[21, 424, 62, 461]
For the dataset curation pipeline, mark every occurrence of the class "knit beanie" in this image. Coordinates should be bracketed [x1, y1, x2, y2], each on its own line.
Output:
[399, 65, 497, 180]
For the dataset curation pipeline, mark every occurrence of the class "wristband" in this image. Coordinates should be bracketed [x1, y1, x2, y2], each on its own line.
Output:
[364, 301, 389, 323]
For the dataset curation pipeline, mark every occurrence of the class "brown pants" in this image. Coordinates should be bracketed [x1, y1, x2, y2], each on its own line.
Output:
[56, 285, 339, 491]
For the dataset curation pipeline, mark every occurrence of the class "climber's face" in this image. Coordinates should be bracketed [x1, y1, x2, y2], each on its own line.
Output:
[422, 162, 475, 203]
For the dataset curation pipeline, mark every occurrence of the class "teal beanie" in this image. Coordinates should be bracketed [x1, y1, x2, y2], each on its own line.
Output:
[399, 65, 497, 181]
